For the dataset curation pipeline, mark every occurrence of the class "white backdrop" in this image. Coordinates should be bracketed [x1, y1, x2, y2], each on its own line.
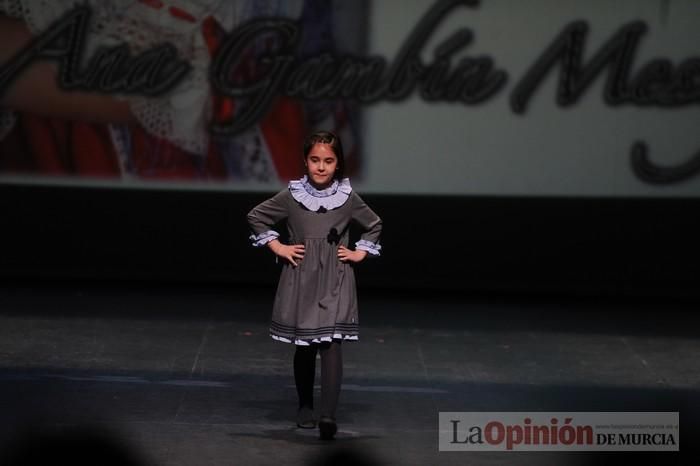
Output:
[361, 0, 700, 196]
[1, 0, 698, 197]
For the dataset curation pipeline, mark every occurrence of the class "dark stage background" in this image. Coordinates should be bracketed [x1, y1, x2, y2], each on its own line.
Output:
[2, 183, 698, 300]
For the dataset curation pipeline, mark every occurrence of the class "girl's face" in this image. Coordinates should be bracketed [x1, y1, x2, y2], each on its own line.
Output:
[305, 143, 338, 189]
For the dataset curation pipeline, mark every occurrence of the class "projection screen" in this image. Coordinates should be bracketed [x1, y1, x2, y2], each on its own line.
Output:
[0, 0, 698, 197]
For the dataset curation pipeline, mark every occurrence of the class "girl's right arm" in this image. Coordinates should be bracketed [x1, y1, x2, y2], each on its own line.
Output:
[247, 190, 304, 266]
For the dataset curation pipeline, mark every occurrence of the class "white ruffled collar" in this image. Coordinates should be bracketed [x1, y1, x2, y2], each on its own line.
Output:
[289, 176, 352, 211]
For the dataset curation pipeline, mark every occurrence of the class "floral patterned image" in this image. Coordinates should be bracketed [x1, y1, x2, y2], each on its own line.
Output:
[0, 0, 367, 185]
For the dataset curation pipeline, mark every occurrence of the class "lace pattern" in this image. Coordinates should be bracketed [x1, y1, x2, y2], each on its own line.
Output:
[271, 333, 359, 346]
[0, 0, 304, 156]
[0, 0, 23, 19]
[288, 176, 352, 212]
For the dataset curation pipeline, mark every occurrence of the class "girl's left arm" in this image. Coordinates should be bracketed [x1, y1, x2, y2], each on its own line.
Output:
[351, 192, 383, 257]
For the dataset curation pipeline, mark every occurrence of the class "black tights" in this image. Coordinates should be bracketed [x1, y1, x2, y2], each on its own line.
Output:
[294, 341, 343, 419]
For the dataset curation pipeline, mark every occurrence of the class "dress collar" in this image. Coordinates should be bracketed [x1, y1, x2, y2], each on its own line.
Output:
[289, 176, 352, 211]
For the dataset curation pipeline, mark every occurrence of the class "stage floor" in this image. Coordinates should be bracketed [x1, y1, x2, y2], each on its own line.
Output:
[0, 284, 697, 465]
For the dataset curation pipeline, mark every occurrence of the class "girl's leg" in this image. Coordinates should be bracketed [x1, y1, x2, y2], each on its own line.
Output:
[319, 340, 343, 419]
[293, 344, 318, 409]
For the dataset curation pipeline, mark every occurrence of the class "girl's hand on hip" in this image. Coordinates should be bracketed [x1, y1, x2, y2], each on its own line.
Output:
[338, 246, 367, 263]
[268, 240, 305, 267]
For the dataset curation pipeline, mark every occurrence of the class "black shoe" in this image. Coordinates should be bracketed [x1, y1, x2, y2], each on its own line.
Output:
[297, 406, 316, 429]
[318, 416, 337, 440]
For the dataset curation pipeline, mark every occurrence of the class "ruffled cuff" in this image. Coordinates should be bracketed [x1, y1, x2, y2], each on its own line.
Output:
[250, 230, 280, 247]
[355, 239, 381, 256]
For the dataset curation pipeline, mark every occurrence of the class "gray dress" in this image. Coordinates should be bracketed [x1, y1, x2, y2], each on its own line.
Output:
[247, 176, 382, 345]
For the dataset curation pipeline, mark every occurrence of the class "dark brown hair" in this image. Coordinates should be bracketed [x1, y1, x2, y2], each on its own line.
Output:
[303, 130, 345, 180]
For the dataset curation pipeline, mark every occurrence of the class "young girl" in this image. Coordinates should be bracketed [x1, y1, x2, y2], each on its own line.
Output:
[246, 130, 382, 440]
